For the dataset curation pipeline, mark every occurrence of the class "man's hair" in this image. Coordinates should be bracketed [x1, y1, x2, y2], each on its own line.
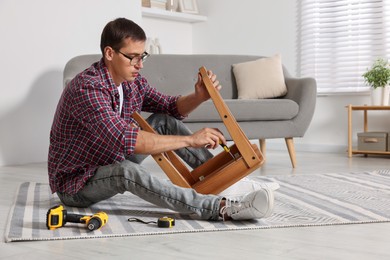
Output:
[100, 18, 146, 55]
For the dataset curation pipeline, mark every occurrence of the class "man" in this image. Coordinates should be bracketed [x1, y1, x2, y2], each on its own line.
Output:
[48, 18, 274, 221]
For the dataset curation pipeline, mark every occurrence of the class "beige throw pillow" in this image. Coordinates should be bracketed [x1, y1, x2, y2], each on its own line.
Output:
[232, 54, 287, 99]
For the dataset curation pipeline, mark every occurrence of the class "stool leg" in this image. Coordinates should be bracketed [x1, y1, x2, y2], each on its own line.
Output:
[259, 139, 266, 160]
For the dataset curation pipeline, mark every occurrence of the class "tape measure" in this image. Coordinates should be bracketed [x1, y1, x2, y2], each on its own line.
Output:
[157, 216, 175, 228]
[128, 216, 175, 228]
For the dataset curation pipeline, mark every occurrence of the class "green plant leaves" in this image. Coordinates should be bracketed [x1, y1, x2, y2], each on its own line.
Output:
[362, 58, 390, 89]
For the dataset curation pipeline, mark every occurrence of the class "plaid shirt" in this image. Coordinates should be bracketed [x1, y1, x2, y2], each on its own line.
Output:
[48, 59, 183, 195]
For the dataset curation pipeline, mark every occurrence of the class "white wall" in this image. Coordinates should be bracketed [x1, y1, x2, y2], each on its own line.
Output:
[194, 0, 296, 74]
[141, 18, 193, 54]
[0, 0, 141, 166]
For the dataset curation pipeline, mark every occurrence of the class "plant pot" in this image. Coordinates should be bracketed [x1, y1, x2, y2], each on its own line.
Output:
[371, 86, 390, 106]
[384, 85, 390, 105]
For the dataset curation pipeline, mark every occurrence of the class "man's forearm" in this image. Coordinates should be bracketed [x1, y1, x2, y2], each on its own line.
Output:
[134, 130, 191, 154]
[176, 93, 205, 117]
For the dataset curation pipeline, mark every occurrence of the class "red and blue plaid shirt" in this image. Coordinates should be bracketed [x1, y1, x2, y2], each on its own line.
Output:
[48, 59, 183, 195]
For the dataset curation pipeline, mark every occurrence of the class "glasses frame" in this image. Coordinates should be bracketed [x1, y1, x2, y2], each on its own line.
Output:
[117, 50, 150, 65]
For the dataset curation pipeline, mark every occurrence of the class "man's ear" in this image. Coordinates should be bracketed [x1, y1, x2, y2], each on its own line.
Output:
[104, 46, 114, 61]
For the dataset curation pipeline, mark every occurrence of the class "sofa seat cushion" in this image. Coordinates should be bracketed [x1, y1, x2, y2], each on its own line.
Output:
[184, 99, 299, 123]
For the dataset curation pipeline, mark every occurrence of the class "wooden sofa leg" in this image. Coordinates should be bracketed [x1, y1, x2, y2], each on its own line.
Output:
[285, 138, 297, 168]
[259, 139, 266, 159]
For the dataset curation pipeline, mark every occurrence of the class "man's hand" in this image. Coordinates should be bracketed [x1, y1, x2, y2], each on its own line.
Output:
[134, 127, 227, 154]
[189, 127, 226, 149]
[176, 70, 222, 117]
[194, 70, 222, 102]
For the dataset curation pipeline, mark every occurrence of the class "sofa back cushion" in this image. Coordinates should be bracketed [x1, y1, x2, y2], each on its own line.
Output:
[63, 54, 290, 99]
[141, 54, 290, 99]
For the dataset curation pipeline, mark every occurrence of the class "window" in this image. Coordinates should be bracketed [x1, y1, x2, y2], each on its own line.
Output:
[297, 0, 390, 93]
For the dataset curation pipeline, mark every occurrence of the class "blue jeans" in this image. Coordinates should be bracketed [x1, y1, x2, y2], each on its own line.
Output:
[57, 114, 222, 220]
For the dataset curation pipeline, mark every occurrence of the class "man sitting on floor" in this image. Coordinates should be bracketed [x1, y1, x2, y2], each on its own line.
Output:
[48, 18, 274, 221]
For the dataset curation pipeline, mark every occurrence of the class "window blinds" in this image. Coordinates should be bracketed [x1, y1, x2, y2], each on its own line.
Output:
[297, 0, 390, 93]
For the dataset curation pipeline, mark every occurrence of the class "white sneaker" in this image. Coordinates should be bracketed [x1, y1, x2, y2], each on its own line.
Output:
[220, 188, 274, 220]
[219, 177, 280, 199]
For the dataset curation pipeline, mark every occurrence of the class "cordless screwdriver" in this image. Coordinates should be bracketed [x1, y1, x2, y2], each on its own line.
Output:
[46, 205, 108, 231]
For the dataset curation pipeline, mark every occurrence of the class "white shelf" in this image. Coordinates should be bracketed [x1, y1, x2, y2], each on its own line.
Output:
[142, 7, 207, 23]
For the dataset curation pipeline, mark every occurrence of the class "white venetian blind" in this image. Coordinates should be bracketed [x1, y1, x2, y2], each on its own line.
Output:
[297, 0, 390, 93]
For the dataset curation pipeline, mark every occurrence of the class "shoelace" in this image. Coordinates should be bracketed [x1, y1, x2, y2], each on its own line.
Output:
[220, 199, 245, 221]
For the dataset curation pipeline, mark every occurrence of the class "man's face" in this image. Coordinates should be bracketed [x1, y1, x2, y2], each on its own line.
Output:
[105, 38, 146, 86]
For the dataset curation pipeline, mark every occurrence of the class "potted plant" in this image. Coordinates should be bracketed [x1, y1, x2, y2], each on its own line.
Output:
[362, 58, 390, 105]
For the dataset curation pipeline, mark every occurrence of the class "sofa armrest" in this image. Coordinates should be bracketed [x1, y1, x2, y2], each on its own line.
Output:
[283, 77, 317, 136]
[284, 77, 316, 103]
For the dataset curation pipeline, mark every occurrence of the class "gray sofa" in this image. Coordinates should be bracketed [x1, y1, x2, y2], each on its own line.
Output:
[63, 54, 317, 167]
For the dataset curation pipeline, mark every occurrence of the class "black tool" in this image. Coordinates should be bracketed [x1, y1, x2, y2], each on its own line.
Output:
[128, 216, 175, 228]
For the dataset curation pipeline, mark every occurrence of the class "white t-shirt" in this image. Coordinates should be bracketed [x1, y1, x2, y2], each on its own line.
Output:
[117, 83, 124, 115]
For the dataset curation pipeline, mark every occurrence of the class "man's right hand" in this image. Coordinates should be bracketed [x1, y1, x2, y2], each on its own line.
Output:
[190, 127, 226, 150]
[134, 127, 227, 155]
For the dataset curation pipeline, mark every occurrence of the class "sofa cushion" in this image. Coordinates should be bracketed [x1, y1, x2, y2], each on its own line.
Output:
[184, 99, 299, 123]
[232, 54, 287, 99]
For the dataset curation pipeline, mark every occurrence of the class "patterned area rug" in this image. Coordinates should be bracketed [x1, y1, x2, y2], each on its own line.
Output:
[5, 169, 390, 242]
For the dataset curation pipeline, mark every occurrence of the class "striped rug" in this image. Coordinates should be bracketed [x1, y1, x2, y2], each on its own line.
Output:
[5, 169, 390, 242]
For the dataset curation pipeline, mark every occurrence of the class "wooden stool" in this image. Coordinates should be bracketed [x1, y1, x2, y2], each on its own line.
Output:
[132, 66, 264, 194]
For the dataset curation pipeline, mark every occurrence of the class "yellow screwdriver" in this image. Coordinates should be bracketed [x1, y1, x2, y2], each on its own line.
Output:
[219, 141, 235, 160]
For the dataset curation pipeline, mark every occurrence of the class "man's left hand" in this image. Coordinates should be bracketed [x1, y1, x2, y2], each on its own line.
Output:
[195, 70, 222, 102]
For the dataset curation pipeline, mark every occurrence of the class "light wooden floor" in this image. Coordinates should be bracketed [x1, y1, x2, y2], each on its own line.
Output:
[1, 149, 390, 260]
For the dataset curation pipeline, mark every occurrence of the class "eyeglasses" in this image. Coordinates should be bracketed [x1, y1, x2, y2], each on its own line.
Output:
[117, 50, 150, 66]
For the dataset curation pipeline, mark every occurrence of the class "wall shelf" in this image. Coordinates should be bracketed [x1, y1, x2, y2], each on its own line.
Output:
[142, 7, 207, 23]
